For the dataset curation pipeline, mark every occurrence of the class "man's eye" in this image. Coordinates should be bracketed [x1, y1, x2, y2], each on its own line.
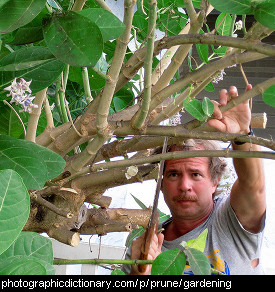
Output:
[168, 172, 178, 177]
[193, 173, 201, 177]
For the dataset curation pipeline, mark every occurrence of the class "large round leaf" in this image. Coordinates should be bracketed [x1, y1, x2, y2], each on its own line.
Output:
[0, 47, 65, 94]
[43, 12, 103, 67]
[0, 256, 47, 275]
[185, 247, 211, 275]
[208, 0, 253, 14]
[0, 0, 46, 34]
[254, 2, 275, 30]
[0, 46, 56, 71]
[77, 8, 125, 41]
[0, 169, 30, 255]
[151, 248, 186, 275]
[0, 232, 55, 275]
[262, 84, 275, 107]
[0, 135, 66, 190]
[0, 232, 53, 264]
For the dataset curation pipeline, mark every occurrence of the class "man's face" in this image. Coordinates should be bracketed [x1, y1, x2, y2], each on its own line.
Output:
[161, 156, 218, 221]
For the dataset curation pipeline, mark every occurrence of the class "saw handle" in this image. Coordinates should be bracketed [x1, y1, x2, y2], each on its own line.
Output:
[137, 217, 159, 273]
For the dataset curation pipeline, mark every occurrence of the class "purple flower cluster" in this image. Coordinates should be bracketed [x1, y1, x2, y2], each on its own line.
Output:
[4, 78, 38, 113]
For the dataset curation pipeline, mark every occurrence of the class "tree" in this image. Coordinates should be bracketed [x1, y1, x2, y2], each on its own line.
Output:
[0, 0, 274, 275]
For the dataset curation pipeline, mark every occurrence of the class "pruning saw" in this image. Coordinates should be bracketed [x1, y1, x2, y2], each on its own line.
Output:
[138, 136, 168, 273]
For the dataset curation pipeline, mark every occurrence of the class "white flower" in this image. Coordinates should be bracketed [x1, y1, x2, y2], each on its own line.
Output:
[19, 94, 38, 113]
[235, 20, 243, 31]
[213, 69, 226, 84]
[125, 165, 138, 179]
[169, 112, 181, 126]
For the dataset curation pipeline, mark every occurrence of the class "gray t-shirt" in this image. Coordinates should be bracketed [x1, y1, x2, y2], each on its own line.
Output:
[122, 195, 265, 275]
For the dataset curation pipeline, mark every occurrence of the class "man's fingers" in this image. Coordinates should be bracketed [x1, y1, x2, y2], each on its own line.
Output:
[212, 100, 223, 120]
[245, 84, 252, 92]
[229, 86, 238, 98]
[157, 233, 164, 250]
[219, 89, 228, 106]
[208, 119, 227, 132]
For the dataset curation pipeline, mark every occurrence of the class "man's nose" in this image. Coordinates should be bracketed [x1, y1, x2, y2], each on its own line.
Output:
[178, 176, 192, 192]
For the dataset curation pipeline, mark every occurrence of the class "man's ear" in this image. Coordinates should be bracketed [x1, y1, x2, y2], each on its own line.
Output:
[212, 177, 220, 192]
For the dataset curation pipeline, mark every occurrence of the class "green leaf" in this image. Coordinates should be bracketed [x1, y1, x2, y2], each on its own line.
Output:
[0, 0, 47, 34]
[0, 232, 55, 275]
[151, 248, 186, 275]
[0, 232, 53, 263]
[125, 227, 144, 248]
[254, 1, 275, 29]
[0, 102, 47, 138]
[131, 194, 147, 209]
[159, 211, 170, 224]
[0, 256, 47, 275]
[8, 7, 48, 45]
[69, 66, 106, 91]
[111, 269, 126, 275]
[202, 97, 214, 117]
[184, 99, 207, 121]
[0, 103, 26, 138]
[215, 13, 232, 36]
[0, 48, 65, 94]
[113, 87, 135, 112]
[133, 14, 148, 40]
[0, 46, 56, 71]
[204, 82, 215, 92]
[191, 0, 201, 9]
[208, 0, 254, 14]
[196, 43, 209, 64]
[9, 27, 44, 45]
[262, 84, 275, 107]
[0, 169, 30, 255]
[77, 8, 125, 41]
[184, 247, 211, 275]
[43, 12, 103, 67]
[0, 135, 65, 190]
[186, 229, 208, 252]
[32, 143, 66, 181]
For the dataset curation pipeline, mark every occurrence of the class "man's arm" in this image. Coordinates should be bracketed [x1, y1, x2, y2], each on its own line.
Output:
[209, 84, 266, 233]
[230, 142, 265, 233]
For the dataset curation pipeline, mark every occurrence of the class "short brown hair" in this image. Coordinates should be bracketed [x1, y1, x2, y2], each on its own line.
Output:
[154, 139, 227, 184]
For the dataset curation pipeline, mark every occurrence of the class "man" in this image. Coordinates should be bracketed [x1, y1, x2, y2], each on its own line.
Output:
[123, 85, 266, 275]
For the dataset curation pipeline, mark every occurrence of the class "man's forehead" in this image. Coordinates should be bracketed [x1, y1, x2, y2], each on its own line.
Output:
[164, 156, 210, 170]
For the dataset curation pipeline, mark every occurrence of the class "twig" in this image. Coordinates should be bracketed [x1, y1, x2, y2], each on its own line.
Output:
[149, 51, 267, 112]
[66, 133, 112, 176]
[43, 96, 55, 129]
[53, 258, 153, 266]
[3, 100, 26, 137]
[30, 191, 73, 218]
[132, 0, 157, 129]
[239, 63, 252, 109]
[96, 0, 136, 136]
[149, 1, 206, 104]
[82, 67, 93, 103]
[71, 0, 87, 12]
[93, 0, 112, 12]
[25, 88, 47, 142]
[88, 149, 275, 174]
[64, 97, 86, 138]
[239, 63, 249, 86]
[59, 72, 69, 123]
